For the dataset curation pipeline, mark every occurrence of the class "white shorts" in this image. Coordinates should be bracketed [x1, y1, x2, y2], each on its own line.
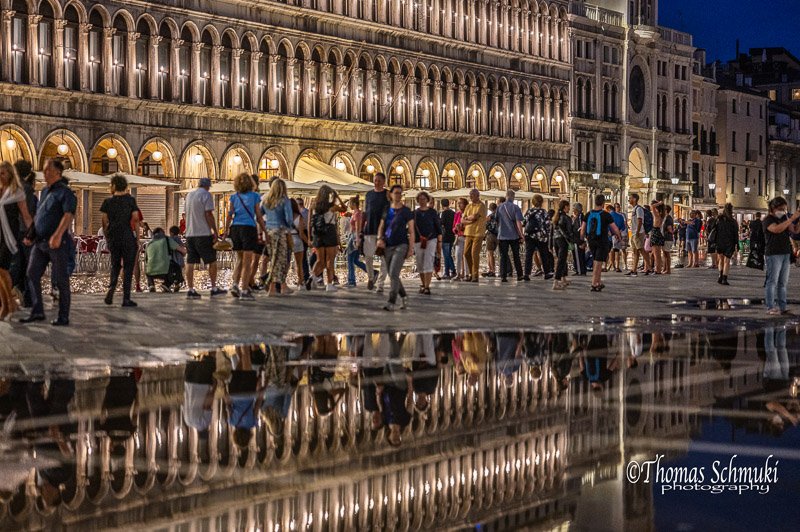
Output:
[414, 241, 437, 273]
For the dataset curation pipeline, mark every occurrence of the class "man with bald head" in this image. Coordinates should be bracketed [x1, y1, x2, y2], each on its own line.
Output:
[459, 188, 487, 283]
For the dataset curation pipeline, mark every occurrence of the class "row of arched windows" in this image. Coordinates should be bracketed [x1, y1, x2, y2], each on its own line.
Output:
[656, 94, 689, 133]
[1, 1, 570, 142]
[574, 77, 619, 122]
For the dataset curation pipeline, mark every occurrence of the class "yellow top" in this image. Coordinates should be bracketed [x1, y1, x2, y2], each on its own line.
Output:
[463, 202, 487, 237]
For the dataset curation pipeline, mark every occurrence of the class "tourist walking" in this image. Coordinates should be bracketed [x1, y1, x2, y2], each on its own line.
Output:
[764, 197, 800, 315]
[626, 194, 649, 276]
[439, 198, 456, 279]
[649, 203, 666, 274]
[523, 194, 554, 281]
[453, 197, 467, 281]
[223, 173, 265, 300]
[100, 174, 140, 307]
[714, 203, 739, 285]
[21, 159, 75, 326]
[572, 203, 587, 276]
[685, 210, 702, 268]
[483, 202, 498, 277]
[345, 197, 368, 287]
[552, 200, 576, 290]
[310, 185, 347, 292]
[360, 173, 389, 290]
[413, 191, 442, 294]
[261, 178, 294, 296]
[581, 194, 622, 292]
[460, 189, 487, 283]
[11, 159, 36, 307]
[184, 178, 225, 299]
[607, 204, 627, 273]
[290, 198, 310, 287]
[0, 161, 32, 319]
[661, 206, 675, 274]
[377, 184, 415, 311]
[705, 209, 719, 270]
[495, 190, 525, 282]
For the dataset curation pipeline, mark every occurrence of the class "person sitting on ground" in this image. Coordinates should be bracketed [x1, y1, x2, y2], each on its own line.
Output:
[145, 227, 186, 292]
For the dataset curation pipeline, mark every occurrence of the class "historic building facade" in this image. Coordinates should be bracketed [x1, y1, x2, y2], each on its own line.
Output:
[568, 0, 694, 213]
[0, 0, 573, 232]
[690, 49, 718, 211]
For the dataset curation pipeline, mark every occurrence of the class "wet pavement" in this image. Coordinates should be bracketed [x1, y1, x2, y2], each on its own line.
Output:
[3, 321, 800, 531]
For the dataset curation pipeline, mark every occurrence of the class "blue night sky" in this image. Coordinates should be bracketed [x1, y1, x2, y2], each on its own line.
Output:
[659, 0, 800, 63]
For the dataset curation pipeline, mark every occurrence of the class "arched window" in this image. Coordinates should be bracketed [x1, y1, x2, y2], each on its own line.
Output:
[87, 11, 104, 93]
[37, 2, 56, 87]
[157, 23, 172, 101]
[63, 6, 80, 90]
[111, 16, 128, 96]
[177, 28, 193, 103]
[239, 39, 252, 110]
[199, 30, 213, 105]
[135, 20, 151, 98]
[10, 0, 28, 84]
[219, 34, 234, 108]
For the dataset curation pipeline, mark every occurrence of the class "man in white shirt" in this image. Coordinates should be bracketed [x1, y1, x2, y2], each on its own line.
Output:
[185, 177, 226, 299]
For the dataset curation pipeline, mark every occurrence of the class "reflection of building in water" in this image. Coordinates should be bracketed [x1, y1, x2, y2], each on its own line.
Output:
[0, 329, 779, 530]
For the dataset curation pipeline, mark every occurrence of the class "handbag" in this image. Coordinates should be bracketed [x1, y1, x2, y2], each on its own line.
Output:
[644, 236, 652, 253]
[213, 238, 233, 251]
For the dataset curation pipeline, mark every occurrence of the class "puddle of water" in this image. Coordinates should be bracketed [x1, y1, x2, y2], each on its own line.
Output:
[2, 324, 800, 530]
[671, 298, 800, 311]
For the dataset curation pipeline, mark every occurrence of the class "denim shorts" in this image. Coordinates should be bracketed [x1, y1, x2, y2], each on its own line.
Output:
[686, 238, 699, 253]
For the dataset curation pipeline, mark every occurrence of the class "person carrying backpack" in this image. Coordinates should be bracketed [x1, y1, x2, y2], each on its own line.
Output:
[626, 193, 652, 276]
[581, 194, 622, 292]
[522, 194, 554, 281]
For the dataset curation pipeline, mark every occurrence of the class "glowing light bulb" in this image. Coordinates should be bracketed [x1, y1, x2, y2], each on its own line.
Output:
[193, 153, 204, 164]
[471, 169, 479, 178]
[421, 168, 430, 178]
[396, 164, 404, 174]
[493, 170, 501, 179]
[448, 169, 456, 178]
[151, 150, 163, 162]
[5, 138, 16, 151]
[270, 158, 279, 169]
[555, 174, 563, 183]
[57, 143, 69, 155]
[514, 171, 522, 179]
[335, 161, 346, 171]
[233, 154, 242, 165]
[366, 164, 375, 173]
[106, 147, 118, 159]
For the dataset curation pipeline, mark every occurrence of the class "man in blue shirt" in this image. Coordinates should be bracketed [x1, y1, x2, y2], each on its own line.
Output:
[495, 190, 525, 281]
[607, 204, 626, 272]
[21, 159, 76, 326]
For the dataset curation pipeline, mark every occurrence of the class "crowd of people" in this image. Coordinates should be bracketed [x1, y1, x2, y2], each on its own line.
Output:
[2, 159, 800, 325]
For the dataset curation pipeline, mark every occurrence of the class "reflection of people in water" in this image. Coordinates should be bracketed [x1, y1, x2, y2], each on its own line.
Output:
[410, 333, 440, 413]
[183, 352, 217, 435]
[100, 370, 139, 457]
[224, 346, 264, 450]
[578, 334, 619, 391]
[261, 337, 307, 437]
[453, 332, 489, 386]
[496, 332, 523, 387]
[308, 334, 348, 418]
[762, 327, 800, 434]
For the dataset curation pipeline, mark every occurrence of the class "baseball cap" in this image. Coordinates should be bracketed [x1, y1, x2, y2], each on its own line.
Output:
[198, 177, 212, 188]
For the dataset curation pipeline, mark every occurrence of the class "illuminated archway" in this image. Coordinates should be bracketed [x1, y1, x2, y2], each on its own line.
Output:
[89, 134, 135, 175]
[388, 156, 412, 187]
[179, 142, 216, 181]
[138, 137, 177, 177]
[220, 145, 252, 182]
[359, 153, 384, 183]
[550, 168, 568, 195]
[258, 147, 289, 182]
[487, 164, 506, 190]
[510, 166, 529, 191]
[465, 162, 486, 190]
[39, 129, 87, 171]
[441, 160, 463, 190]
[330, 151, 356, 175]
[414, 158, 439, 190]
[531, 166, 548, 192]
[0, 124, 35, 165]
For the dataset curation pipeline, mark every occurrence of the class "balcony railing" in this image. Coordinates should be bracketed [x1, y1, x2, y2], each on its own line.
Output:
[675, 172, 689, 181]
[573, 111, 596, 120]
[603, 115, 620, 123]
[577, 161, 597, 172]
[571, 2, 624, 27]
[675, 128, 690, 135]
[659, 27, 693, 47]
[659, 125, 671, 133]
[658, 170, 671, 181]
[603, 164, 622, 174]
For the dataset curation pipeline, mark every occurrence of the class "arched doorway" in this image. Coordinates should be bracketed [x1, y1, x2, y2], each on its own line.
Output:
[441, 161, 463, 190]
[0, 124, 35, 165]
[510, 166, 529, 191]
[531, 167, 548, 192]
[258, 148, 289, 182]
[220, 145, 253, 182]
[465, 162, 486, 190]
[39, 129, 86, 171]
[628, 145, 649, 201]
[550, 169, 567, 196]
[488, 164, 506, 190]
[359, 154, 384, 183]
[89, 134, 135, 175]
[414, 158, 439, 190]
[388, 157, 411, 187]
[138, 138, 177, 178]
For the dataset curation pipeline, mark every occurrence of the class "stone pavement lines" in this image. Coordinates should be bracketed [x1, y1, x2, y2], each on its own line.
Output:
[2, 266, 794, 360]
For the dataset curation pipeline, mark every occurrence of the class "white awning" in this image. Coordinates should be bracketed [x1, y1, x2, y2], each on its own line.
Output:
[35, 169, 108, 187]
[107, 173, 178, 187]
[294, 157, 373, 188]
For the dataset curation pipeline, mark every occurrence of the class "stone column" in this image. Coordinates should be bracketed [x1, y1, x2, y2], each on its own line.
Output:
[379, 71, 391, 123]
[469, 86, 478, 133]
[286, 57, 298, 114]
[350, 67, 361, 121]
[191, 42, 202, 104]
[544, 96, 552, 140]
[420, 78, 431, 128]
[2, 11, 14, 82]
[319, 62, 331, 117]
[54, 19, 66, 88]
[479, 87, 488, 134]
[268, 54, 279, 112]
[250, 51, 262, 110]
[521, 10, 530, 54]
[407, 75, 418, 126]
[457, 84, 467, 132]
[433, 80, 443, 129]
[445, 82, 456, 131]
[128, 32, 140, 97]
[500, 5, 508, 50]
[148, 35, 162, 99]
[554, 95, 562, 142]
[534, 96, 542, 140]
[523, 94, 531, 139]
[491, 89, 500, 135]
[78, 22, 91, 91]
[366, 69, 377, 122]
[102, 27, 115, 94]
[171, 39, 183, 101]
[335, 64, 347, 118]
[303, 59, 314, 116]
[230, 48, 241, 108]
[27, 15, 42, 86]
[210, 44, 222, 106]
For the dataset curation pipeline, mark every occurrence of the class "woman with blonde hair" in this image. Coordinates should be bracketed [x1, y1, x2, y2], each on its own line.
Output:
[223, 172, 265, 300]
[261, 177, 294, 295]
[0, 161, 32, 319]
[309, 185, 347, 291]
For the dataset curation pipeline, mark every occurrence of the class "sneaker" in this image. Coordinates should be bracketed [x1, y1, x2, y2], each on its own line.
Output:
[326, 284, 337, 292]
[767, 308, 781, 316]
[186, 289, 201, 300]
[104, 290, 114, 305]
[383, 303, 396, 312]
[400, 297, 408, 309]
[239, 290, 255, 301]
[210, 287, 227, 297]
[230, 286, 241, 298]
[121, 299, 138, 308]
[625, 271, 638, 277]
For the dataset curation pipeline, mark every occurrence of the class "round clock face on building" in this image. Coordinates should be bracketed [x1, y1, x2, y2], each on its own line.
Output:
[629, 65, 646, 114]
